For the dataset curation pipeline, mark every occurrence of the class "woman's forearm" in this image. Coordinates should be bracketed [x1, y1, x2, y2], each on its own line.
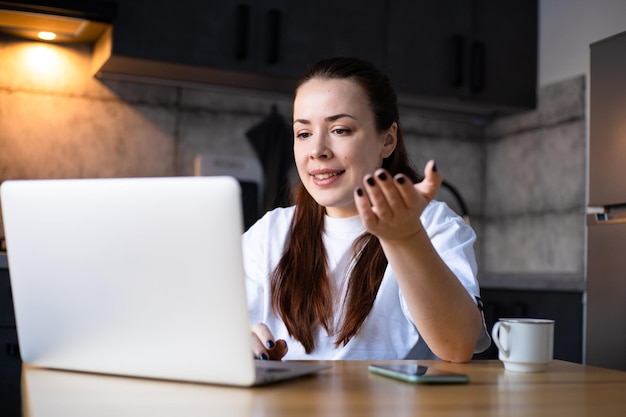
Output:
[380, 228, 483, 362]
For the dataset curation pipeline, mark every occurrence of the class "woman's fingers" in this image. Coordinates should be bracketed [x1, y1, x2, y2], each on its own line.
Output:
[270, 339, 289, 360]
[414, 160, 442, 202]
[355, 160, 441, 241]
[251, 323, 288, 360]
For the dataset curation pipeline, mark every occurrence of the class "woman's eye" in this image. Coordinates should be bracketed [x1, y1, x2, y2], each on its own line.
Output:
[296, 132, 311, 140]
[332, 128, 351, 135]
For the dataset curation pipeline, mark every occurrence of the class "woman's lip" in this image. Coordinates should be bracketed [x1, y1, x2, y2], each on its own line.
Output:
[309, 168, 344, 176]
[310, 169, 345, 184]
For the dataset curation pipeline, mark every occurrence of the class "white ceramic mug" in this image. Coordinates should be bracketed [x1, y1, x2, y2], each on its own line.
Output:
[491, 318, 554, 372]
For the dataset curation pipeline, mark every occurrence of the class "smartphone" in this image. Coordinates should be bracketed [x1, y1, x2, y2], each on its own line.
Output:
[368, 363, 469, 384]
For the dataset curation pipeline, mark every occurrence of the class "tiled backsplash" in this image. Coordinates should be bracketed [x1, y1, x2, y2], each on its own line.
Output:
[0, 39, 586, 285]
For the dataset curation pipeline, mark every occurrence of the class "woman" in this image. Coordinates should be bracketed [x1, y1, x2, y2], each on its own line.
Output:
[243, 57, 490, 362]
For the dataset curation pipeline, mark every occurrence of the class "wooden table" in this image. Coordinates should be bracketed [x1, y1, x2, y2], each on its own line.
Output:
[21, 360, 626, 416]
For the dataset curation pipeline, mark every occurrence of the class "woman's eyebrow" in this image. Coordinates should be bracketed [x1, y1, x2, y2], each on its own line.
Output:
[293, 113, 356, 125]
[326, 113, 356, 122]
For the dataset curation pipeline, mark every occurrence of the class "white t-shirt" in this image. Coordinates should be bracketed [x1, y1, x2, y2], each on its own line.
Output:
[242, 200, 491, 360]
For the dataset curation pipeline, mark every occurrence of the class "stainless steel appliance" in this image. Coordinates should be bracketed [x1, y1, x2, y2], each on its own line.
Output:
[585, 30, 626, 371]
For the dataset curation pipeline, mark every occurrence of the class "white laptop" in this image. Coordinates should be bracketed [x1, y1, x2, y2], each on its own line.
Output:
[1, 176, 330, 386]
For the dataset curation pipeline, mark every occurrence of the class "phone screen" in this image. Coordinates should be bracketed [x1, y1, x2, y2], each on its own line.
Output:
[368, 363, 469, 384]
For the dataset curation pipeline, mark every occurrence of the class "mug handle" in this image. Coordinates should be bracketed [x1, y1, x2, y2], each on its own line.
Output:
[492, 322, 510, 357]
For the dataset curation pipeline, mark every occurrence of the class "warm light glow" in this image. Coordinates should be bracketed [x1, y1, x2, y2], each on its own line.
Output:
[22, 44, 63, 77]
[3, 42, 90, 92]
[37, 31, 57, 41]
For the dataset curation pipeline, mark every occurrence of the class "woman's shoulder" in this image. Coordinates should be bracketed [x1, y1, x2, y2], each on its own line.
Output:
[421, 200, 474, 237]
[421, 200, 460, 224]
[257, 205, 295, 225]
[244, 206, 295, 237]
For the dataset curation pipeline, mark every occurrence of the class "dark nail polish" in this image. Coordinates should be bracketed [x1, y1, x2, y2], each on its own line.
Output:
[377, 172, 387, 181]
[259, 353, 268, 360]
[356, 187, 363, 197]
[396, 176, 406, 185]
[366, 177, 375, 186]
[266, 340, 275, 349]
[432, 162, 438, 172]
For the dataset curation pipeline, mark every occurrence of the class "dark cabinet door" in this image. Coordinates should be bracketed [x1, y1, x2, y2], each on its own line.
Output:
[0, 328, 21, 417]
[469, 0, 538, 110]
[113, 0, 261, 72]
[386, 0, 537, 112]
[256, 0, 386, 78]
[298, 0, 387, 71]
[0, 269, 21, 417]
[111, 0, 386, 81]
[386, 0, 472, 101]
[0, 269, 15, 328]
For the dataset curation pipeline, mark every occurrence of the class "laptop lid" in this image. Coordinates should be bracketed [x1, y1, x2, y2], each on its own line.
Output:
[1, 176, 328, 386]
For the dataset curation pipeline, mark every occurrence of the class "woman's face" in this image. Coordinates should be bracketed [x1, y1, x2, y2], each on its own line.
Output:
[293, 78, 397, 218]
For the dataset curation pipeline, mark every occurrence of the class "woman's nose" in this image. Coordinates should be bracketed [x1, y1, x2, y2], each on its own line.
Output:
[310, 135, 331, 159]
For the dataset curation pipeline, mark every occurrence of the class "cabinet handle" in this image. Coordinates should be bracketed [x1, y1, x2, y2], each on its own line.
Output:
[450, 35, 465, 87]
[5, 342, 19, 357]
[234, 4, 250, 60]
[470, 41, 485, 93]
[265, 9, 281, 64]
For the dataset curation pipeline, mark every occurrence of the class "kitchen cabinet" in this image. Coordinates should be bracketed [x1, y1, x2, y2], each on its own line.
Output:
[386, 0, 537, 113]
[95, 0, 536, 114]
[111, 0, 267, 74]
[386, 0, 472, 102]
[0, 268, 18, 349]
[0, 267, 15, 328]
[104, 0, 385, 81]
[258, 0, 386, 77]
[0, 328, 20, 417]
[0, 267, 21, 417]
[474, 288, 583, 363]
[469, 0, 537, 110]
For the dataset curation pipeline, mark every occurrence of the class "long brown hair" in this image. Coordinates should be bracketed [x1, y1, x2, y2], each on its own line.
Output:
[270, 57, 422, 353]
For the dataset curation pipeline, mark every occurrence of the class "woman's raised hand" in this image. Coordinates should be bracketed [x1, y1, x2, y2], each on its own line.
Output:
[355, 160, 442, 242]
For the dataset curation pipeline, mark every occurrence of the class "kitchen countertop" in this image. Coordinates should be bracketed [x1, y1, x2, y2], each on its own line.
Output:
[478, 272, 585, 292]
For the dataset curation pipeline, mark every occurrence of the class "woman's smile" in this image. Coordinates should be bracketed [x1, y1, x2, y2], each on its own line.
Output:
[310, 169, 346, 185]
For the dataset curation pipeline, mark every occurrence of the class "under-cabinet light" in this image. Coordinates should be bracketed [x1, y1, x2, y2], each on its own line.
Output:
[37, 30, 56, 40]
[0, 7, 111, 43]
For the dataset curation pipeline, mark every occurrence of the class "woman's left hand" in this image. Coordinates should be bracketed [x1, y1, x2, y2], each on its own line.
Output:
[355, 160, 442, 241]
